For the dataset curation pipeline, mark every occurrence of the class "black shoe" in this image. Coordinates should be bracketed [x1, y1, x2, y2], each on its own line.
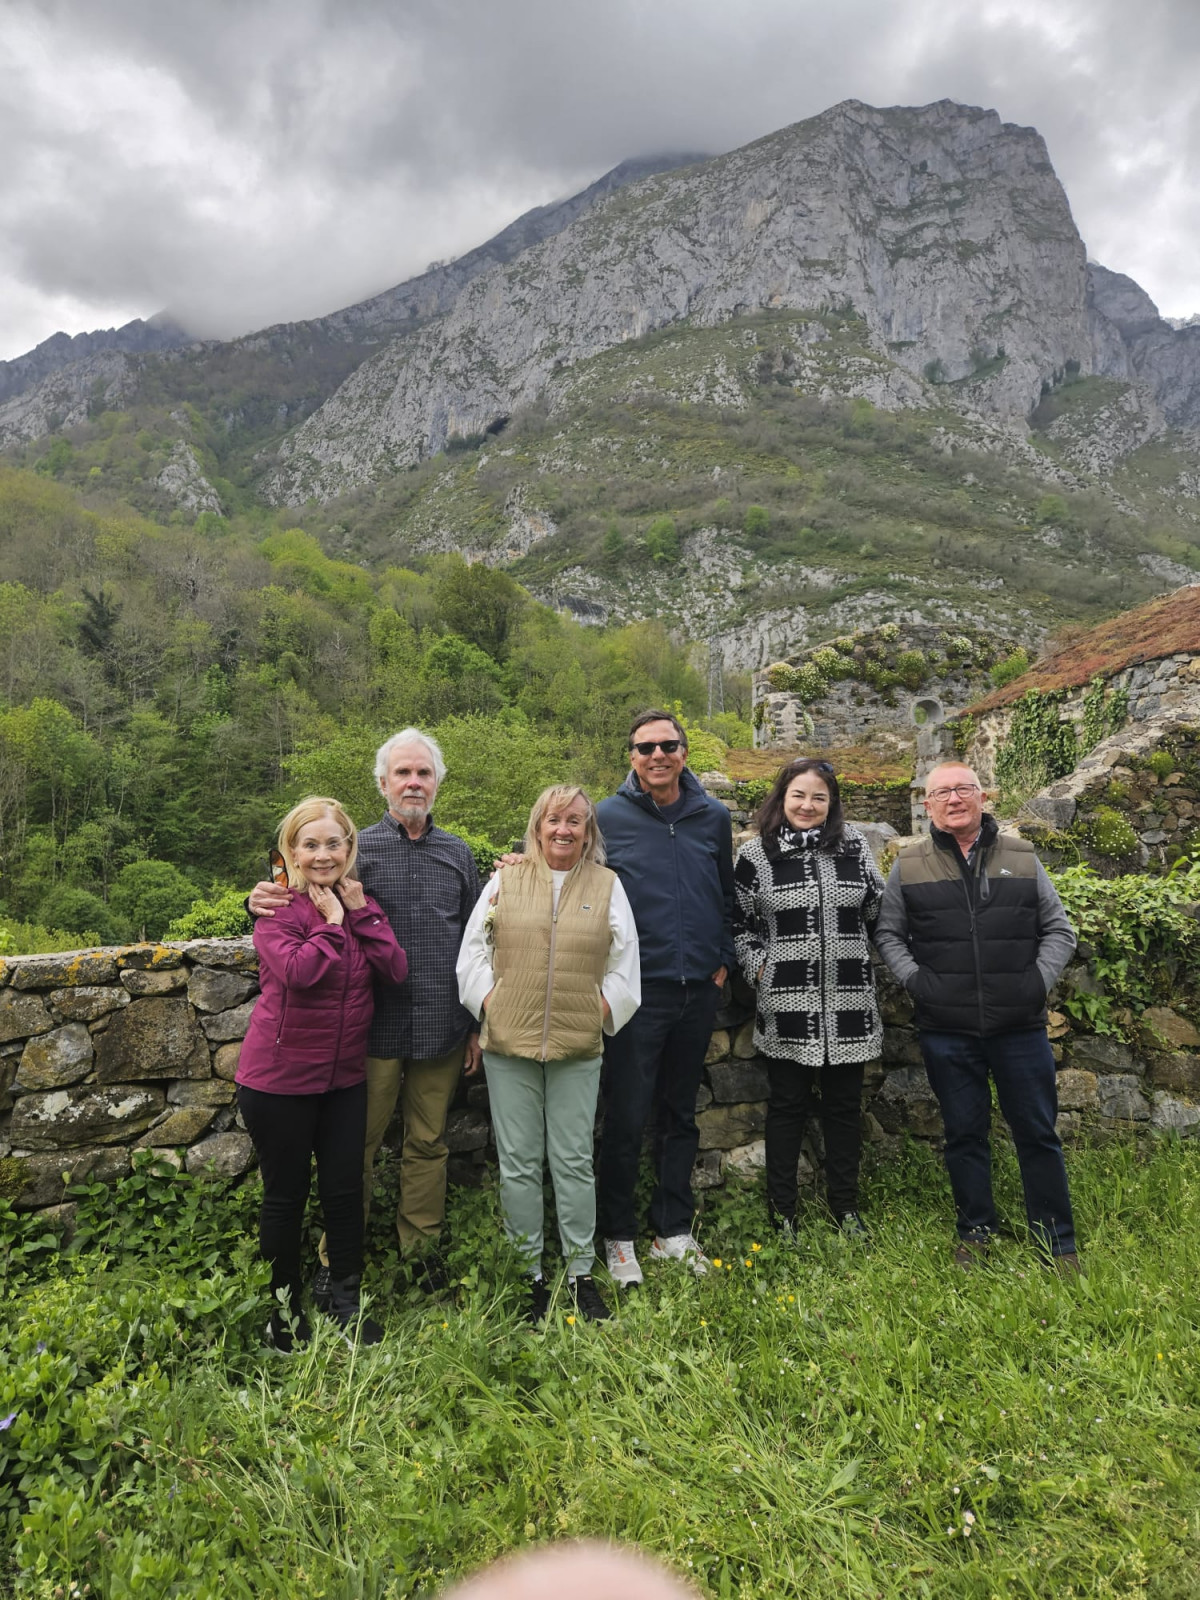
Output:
[311, 1265, 332, 1311]
[411, 1252, 450, 1295]
[267, 1305, 311, 1352]
[524, 1276, 550, 1325]
[324, 1274, 384, 1346]
[836, 1210, 870, 1242]
[569, 1274, 612, 1322]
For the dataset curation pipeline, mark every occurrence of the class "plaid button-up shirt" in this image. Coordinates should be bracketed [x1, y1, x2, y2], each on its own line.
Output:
[355, 813, 482, 1060]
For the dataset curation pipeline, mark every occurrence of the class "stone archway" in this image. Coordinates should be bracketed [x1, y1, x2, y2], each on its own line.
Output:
[912, 696, 944, 728]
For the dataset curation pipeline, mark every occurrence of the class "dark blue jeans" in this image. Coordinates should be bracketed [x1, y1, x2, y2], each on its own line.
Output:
[596, 978, 722, 1241]
[919, 1027, 1076, 1256]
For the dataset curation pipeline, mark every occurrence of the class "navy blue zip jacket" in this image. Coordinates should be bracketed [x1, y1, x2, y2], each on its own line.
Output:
[596, 768, 735, 984]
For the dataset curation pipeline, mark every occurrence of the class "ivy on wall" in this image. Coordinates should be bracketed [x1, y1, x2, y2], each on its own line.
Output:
[995, 677, 1129, 804]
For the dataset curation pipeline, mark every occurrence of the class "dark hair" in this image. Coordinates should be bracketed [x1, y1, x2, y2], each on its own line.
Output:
[754, 758, 846, 854]
[627, 708, 688, 750]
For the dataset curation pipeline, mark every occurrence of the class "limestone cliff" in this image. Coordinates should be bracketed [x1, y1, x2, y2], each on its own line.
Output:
[266, 99, 1106, 504]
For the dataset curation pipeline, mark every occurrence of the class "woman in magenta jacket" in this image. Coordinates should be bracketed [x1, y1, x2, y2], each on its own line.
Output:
[237, 796, 408, 1349]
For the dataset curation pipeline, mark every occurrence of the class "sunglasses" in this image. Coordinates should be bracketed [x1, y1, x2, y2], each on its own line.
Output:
[632, 739, 683, 755]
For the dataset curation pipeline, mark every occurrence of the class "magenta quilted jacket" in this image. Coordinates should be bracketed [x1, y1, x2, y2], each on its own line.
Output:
[236, 891, 408, 1094]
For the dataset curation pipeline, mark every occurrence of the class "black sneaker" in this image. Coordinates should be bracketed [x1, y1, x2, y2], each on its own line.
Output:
[524, 1276, 550, 1325]
[324, 1275, 384, 1347]
[569, 1274, 612, 1322]
[311, 1265, 332, 1311]
[411, 1253, 450, 1295]
[837, 1211, 870, 1242]
[267, 1307, 311, 1352]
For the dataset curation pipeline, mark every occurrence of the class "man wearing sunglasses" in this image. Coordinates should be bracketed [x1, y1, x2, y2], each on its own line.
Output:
[594, 710, 735, 1285]
[874, 762, 1081, 1273]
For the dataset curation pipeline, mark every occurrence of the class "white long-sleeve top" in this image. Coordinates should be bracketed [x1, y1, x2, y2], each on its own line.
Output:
[456, 868, 641, 1039]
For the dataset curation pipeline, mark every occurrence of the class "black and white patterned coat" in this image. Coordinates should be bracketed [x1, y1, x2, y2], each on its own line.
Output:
[733, 826, 884, 1067]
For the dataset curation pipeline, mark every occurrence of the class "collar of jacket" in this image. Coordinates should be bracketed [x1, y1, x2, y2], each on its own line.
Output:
[617, 764, 709, 818]
[930, 812, 998, 855]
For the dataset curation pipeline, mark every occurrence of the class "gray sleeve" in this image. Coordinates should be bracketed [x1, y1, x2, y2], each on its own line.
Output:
[1035, 860, 1077, 991]
[872, 860, 920, 988]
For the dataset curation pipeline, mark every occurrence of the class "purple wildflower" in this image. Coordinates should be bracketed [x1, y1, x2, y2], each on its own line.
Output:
[0, 1413, 17, 1431]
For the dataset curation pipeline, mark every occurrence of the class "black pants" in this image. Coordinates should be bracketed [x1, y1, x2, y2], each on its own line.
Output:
[764, 1057, 865, 1222]
[597, 978, 722, 1240]
[919, 1028, 1076, 1255]
[237, 1082, 367, 1308]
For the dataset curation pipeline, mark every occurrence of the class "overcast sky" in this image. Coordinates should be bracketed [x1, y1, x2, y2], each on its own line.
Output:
[2, 0, 1197, 360]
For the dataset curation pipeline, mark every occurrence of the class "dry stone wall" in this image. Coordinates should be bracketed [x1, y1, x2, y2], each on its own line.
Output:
[4, 934, 1197, 1222]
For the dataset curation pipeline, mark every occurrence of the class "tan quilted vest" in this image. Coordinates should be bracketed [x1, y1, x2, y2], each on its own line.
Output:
[482, 857, 615, 1061]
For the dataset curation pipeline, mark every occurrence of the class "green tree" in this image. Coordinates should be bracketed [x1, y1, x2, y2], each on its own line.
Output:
[109, 859, 200, 941]
[37, 885, 125, 945]
[433, 713, 568, 845]
[743, 505, 770, 537]
[644, 516, 679, 564]
[430, 555, 527, 658]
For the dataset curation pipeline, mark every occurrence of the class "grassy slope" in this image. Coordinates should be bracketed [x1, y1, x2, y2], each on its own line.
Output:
[9, 309, 1200, 659]
[5, 1140, 1199, 1598]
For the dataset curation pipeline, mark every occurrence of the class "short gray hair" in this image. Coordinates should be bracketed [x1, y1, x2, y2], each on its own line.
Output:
[374, 728, 446, 789]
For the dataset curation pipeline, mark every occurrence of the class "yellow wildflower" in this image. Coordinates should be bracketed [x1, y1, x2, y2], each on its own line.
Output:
[567, 1315, 577, 1326]
[750, 1242, 762, 1252]
[712, 1258, 723, 1268]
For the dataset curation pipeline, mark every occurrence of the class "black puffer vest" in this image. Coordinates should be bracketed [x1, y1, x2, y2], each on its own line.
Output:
[897, 815, 1046, 1036]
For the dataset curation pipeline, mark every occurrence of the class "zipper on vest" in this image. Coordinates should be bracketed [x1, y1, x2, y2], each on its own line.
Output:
[967, 849, 986, 1035]
[540, 903, 560, 1062]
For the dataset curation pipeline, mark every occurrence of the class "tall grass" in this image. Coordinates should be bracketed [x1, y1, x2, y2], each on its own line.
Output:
[3, 1138, 1199, 1598]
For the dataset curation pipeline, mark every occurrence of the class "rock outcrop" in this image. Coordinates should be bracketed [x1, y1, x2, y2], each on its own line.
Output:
[266, 99, 1107, 503]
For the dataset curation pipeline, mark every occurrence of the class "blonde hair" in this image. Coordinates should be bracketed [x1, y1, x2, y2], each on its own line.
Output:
[277, 796, 359, 888]
[522, 786, 606, 867]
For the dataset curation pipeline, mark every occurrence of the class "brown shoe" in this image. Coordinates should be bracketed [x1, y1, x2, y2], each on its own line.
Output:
[954, 1238, 991, 1270]
[1047, 1251, 1083, 1278]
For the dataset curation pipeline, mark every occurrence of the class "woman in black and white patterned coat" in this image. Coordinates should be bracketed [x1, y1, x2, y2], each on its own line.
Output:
[733, 758, 884, 1235]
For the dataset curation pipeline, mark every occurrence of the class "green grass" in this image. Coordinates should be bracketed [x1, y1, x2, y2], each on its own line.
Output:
[3, 1139, 1200, 1597]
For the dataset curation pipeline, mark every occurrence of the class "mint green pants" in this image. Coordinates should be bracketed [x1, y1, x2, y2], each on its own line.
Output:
[482, 1050, 602, 1277]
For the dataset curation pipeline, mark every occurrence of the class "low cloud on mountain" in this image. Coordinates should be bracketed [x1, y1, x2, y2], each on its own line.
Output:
[1, 0, 1197, 357]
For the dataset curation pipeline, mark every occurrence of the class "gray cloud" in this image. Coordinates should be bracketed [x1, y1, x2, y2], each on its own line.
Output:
[1, 0, 1198, 358]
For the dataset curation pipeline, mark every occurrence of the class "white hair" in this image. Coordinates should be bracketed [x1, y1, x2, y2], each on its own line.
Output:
[374, 728, 447, 790]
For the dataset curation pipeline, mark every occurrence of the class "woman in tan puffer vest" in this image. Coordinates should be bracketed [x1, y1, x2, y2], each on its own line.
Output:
[457, 786, 640, 1324]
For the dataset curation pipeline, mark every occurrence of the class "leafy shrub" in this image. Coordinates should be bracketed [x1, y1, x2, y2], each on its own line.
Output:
[109, 859, 200, 941]
[990, 647, 1030, 689]
[1086, 807, 1139, 859]
[644, 515, 679, 563]
[743, 505, 770, 537]
[455, 830, 504, 878]
[877, 622, 900, 642]
[894, 649, 927, 691]
[165, 887, 253, 940]
[34, 887, 123, 946]
[1146, 751, 1176, 780]
[1051, 861, 1200, 1031]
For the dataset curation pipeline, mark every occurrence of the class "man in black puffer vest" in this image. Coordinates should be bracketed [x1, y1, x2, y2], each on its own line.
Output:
[875, 763, 1080, 1271]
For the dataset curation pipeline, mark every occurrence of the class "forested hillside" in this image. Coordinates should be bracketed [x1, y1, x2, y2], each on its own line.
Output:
[0, 466, 741, 951]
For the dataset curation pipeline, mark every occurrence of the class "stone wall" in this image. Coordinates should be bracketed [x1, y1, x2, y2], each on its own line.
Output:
[752, 624, 1012, 754]
[4, 935, 1198, 1222]
[948, 653, 1200, 796]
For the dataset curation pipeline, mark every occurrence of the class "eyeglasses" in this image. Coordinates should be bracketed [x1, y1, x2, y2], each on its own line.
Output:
[925, 785, 981, 803]
[632, 739, 683, 755]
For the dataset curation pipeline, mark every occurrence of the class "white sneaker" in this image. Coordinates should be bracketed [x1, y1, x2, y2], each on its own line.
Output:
[604, 1238, 644, 1287]
[650, 1233, 710, 1276]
